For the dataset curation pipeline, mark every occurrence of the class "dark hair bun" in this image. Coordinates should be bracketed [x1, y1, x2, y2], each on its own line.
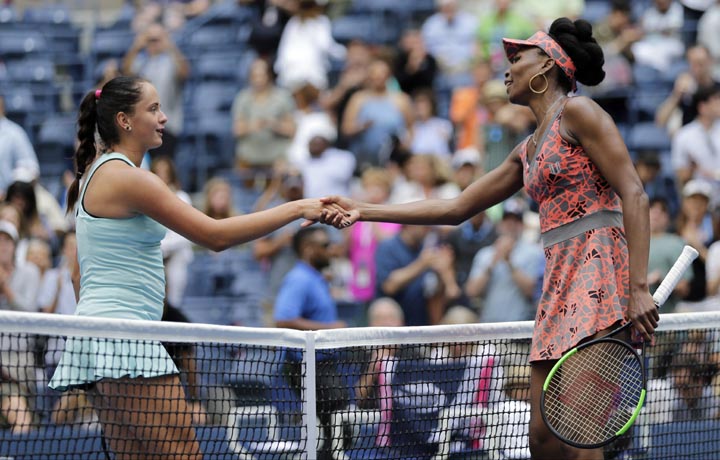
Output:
[548, 17, 605, 87]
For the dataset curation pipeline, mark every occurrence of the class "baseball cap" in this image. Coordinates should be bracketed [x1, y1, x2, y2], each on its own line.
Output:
[502, 198, 526, 219]
[682, 179, 713, 199]
[451, 147, 481, 169]
[12, 165, 40, 183]
[0, 220, 19, 243]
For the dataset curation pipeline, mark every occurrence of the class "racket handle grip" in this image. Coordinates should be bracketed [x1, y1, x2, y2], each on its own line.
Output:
[652, 245, 699, 307]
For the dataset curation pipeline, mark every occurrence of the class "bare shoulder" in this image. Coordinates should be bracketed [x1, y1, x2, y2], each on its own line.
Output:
[562, 96, 613, 140]
[563, 96, 609, 123]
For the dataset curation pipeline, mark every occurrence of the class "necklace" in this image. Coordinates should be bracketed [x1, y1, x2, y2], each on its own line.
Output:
[530, 96, 566, 147]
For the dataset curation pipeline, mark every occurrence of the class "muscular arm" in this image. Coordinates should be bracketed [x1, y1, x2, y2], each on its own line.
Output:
[354, 151, 524, 226]
[562, 97, 657, 337]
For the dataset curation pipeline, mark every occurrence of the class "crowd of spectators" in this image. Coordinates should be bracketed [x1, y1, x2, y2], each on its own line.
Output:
[1, 0, 720, 439]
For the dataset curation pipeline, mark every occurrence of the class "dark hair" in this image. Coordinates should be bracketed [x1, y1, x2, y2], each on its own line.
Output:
[5, 181, 38, 236]
[649, 196, 670, 214]
[150, 155, 182, 190]
[412, 88, 438, 116]
[66, 76, 147, 213]
[691, 84, 720, 114]
[548, 18, 605, 90]
[292, 226, 326, 256]
[610, 0, 632, 14]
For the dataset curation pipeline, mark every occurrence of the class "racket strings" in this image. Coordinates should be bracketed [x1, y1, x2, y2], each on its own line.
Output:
[544, 341, 644, 445]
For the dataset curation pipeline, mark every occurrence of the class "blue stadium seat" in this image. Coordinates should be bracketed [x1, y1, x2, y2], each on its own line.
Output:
[629, 87, 671, 123]
[195, 425, 240, 459]
[193, 52, 242, 82]
[646, 419, 720, 458]
[0, 5, 19, 23]
[331, 15, 380, 44]
[36, 115, 77, 178]
[22, 5, 71, 25]
[225, 346, 284, 405]
[180, 25, 239, 53]
[0, 424, 106, 459]
[225, 405, 304, 458]
[0, 30, 48, 57]
[5, 57, 55, 83]
[179, 295, 237, 325]
[627, 122, 672, 153]
[187, 82, 238, 113]
[582, 1, 611, 24]
[632, 63, 663, 86]
[332, 13, 401, 45]
[91, 29, 135, 62]
[2, 85, 36, 118]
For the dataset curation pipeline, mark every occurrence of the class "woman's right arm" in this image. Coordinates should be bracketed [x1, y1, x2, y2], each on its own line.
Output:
[114, 167, 340, 251]
[327, 146, 525, 226]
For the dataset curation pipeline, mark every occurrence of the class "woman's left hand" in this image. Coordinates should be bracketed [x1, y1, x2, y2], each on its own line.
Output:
[628, 288, 659, 342]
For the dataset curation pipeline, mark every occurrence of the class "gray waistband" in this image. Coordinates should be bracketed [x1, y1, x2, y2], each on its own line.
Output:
[541, 210, 624, 248]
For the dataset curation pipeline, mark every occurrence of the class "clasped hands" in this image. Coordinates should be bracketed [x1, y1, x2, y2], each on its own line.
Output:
[302, 196, 360, 229]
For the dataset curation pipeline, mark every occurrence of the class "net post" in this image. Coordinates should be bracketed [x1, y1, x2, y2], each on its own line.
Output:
[303, 331, 318, 460]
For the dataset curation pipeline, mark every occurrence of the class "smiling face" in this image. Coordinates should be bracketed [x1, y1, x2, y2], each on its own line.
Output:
[122, 82, 167, 151]
[504, 47, 553, 104]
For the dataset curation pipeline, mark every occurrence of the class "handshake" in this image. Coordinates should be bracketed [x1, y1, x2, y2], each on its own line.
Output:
[301, 196, 360, 229]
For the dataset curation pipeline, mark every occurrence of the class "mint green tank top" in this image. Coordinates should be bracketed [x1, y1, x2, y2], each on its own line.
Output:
[75, 153, 167, 320]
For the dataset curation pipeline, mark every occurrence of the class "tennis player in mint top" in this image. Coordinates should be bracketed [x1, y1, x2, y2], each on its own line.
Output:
[49, 76, 345, 459]
[322, 18, 657, 459]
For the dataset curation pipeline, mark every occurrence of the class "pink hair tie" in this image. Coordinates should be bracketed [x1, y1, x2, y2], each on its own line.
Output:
[95, 89, 102, 100]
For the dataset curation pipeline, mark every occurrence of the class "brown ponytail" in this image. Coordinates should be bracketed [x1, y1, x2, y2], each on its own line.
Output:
[66, 91, 99, 214]
[66, 76, 146, 214]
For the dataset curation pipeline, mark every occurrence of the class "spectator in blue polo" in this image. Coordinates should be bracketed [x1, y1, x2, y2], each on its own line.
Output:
[273, 226, 347, 460]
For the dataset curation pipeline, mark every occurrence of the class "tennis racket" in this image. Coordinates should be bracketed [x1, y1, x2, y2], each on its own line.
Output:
[540, 245, 699, 449]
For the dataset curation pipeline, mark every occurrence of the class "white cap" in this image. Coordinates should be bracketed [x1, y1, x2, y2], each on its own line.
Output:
[0, 220, 19, 243]
[305, 116, 337, 142]
[682, 179, 713, 199]
[451, 147, 481, 169]
[12, 165, 40, 183]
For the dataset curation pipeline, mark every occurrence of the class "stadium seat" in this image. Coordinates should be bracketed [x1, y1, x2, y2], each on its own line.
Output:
[195, 426, 240, 459]
[180, 25, 239, 54]
[646, 419, 720, 458]
[2, 85, 38, 130]
[187, 81, 238, 113]
[0, 30, 48, 58]
[191, 50, 255, 85]
[582, 1, 611, 24]
[627, 122, 672, 153]
[0, 5, 19, 23]
[188, 0, 256, 28]
[5, 58, 55, 83]
[0, 424, 106, 459]
[225, 346, 284, 405]
[36, 115, 78, 178]
[179, 296, 237, 325]
[90, 29, 135, 62]
[22, 5, 71, 25]
[629, 87, 671, 123]
[225, 405, 304, 458]
[331, 15, 381, 45]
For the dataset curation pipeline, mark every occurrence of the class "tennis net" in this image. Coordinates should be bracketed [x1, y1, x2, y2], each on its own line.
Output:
[0, 310, 719, 459]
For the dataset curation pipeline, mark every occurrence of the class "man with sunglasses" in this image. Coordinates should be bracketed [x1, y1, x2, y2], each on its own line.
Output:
[274, 226, 348, 460]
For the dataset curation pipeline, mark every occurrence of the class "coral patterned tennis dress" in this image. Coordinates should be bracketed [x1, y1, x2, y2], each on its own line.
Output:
[522, 99, 629, 362]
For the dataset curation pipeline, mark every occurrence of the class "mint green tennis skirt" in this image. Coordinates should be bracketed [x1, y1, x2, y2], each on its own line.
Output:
[49, 337, 179, 391]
